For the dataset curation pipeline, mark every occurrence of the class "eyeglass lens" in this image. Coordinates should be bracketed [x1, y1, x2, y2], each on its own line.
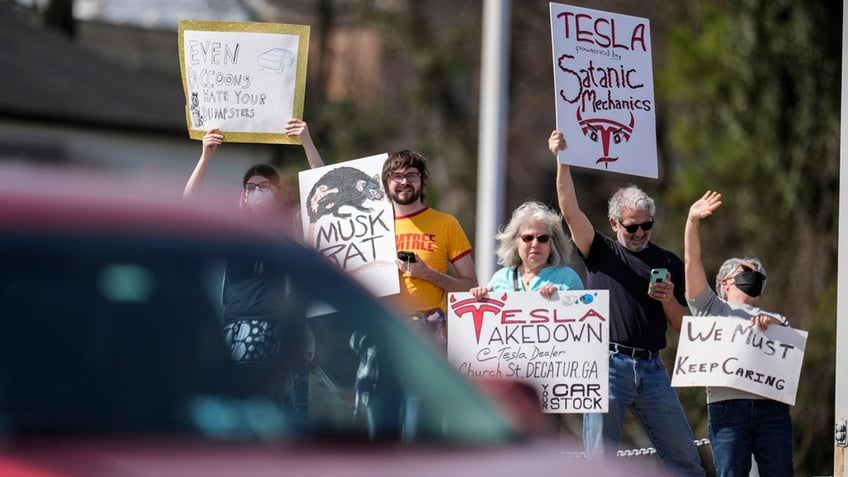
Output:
[520, 234, 550, 243]
[620, 220, 654, 233]
[244, 181, 272, 192]
[390, 173, 421, 183]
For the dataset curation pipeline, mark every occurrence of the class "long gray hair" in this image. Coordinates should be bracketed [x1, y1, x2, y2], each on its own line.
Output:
[715, 257, 767, 299]
[495, 201, 573, 268]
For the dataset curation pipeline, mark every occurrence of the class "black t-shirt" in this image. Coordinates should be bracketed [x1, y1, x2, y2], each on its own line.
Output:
[580, 230, 686, 351]
[222, 258, 272, 324]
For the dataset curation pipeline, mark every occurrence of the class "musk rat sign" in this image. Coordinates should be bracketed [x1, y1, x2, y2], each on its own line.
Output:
[298, 153, 399, 297]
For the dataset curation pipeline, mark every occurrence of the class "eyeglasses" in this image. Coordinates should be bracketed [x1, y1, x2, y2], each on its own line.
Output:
[618, 219, 654, 234]
[520, 234, 550, 243]
[389, 172, 421, 183]
[244, 181, 273, 192]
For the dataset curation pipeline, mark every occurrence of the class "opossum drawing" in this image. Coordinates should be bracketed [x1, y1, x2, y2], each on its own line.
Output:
[307, 166, 385, 223]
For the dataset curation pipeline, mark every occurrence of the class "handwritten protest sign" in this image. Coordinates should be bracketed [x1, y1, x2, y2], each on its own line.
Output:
[447, 290, 609, 413]
[298, 154, 398, 297]
[178, 20, 309, 144]
[550, 3, 658, 178]
[671, 316, 807, 405]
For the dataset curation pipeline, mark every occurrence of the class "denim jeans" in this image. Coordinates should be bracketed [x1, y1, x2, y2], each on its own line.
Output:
[708, 399, 793, 477]
[583, 351, 705, 476]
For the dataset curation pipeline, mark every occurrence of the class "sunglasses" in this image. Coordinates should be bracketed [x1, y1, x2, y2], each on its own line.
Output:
[520, 234, 550, 243]
[618, 219, 654, 234]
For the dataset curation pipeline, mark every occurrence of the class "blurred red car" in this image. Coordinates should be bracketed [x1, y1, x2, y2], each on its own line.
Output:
[0, 165, 654, 476]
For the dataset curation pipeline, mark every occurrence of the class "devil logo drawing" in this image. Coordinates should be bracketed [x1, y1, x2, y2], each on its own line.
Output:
[576, 108, 635, 169]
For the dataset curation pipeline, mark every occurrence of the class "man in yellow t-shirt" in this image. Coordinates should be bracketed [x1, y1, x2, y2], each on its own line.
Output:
[381, 150, 478, 343]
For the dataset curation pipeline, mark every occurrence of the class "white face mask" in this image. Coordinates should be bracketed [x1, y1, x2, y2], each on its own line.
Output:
[246, 189, 275, 210]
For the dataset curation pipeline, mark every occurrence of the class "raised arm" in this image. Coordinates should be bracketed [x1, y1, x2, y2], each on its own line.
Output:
[550, 130, 594, 256]
[684, 191, 723, 300]
[284, 119, 324, 169]
[183, 128, 224, 198]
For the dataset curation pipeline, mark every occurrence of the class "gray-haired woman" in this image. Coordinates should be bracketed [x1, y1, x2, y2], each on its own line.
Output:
[471, 201, 583, 299]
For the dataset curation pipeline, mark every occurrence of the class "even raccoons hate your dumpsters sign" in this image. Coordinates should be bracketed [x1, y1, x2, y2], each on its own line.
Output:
[178, 20, 310, 144]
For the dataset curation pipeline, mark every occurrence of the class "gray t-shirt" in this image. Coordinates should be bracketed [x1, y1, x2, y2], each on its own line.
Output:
[686, 287, 788, 404]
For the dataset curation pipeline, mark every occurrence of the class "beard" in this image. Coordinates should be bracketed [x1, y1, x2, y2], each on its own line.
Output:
[618, 230, 650, 253]
[390, 186, 421, 206]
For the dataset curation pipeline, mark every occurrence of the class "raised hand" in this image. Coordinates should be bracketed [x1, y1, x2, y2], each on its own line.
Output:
[201, 128, 224, 158]
[548, 130, 567, 157]
[688, 190, 722, 222]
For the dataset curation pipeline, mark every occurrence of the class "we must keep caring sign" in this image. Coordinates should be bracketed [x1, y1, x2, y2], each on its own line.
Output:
[447, 290, 609, 413]
[671, 316, 807, 405]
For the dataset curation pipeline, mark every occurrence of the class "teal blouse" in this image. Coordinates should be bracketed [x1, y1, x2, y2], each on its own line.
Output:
[486, 265, 583, 292]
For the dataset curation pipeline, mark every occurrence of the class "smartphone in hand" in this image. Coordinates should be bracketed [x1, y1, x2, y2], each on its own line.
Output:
[650, 268, 668, 284]
[397, 251, 417, 263]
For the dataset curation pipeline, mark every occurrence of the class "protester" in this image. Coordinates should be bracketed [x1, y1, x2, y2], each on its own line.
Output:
[346, 149, 478, 437]
[183, 118, 324, 419]
[470, 200, 583, 299]
[550, 129, 705, 476]
[382, 149, 478, 344]
[684, 190, 793, 477]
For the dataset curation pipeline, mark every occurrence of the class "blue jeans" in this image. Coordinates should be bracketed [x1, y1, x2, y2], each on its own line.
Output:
[708, 399, 793, 477]
[583, 351, 705, 476]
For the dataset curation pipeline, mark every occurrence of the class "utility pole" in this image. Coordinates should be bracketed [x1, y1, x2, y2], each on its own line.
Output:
[834, 0, 848, 475]
[475, 0, 511, 282]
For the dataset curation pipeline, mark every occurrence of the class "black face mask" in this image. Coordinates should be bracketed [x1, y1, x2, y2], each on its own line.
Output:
[733, 270, 766, 297]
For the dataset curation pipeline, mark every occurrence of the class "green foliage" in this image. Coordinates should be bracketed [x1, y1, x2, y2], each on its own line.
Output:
[658, 0, 840, 474]
[792, 278, 837, 476]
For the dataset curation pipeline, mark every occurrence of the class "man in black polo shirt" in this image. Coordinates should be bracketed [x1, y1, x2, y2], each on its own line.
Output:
[550, 130, 704, 476]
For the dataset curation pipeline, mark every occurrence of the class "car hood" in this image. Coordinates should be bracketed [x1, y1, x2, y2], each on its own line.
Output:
[0, 437, 649, 476]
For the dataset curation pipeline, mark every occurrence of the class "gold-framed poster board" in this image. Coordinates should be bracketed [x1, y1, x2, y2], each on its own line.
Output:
[178, 20, 310, 144]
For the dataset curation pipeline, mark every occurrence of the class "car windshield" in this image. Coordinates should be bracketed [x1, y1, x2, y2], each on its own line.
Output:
[0, 231, 513, 445]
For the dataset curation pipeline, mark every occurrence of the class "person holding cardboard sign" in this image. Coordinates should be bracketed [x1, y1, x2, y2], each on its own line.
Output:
[470, 200, 583, 299]
[183, 118, 324, 210]
[684, 190, 793, 477]
[551, 130, 705, 476]
[182, 118, 324, 421]
[381, 149, 478, 346]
